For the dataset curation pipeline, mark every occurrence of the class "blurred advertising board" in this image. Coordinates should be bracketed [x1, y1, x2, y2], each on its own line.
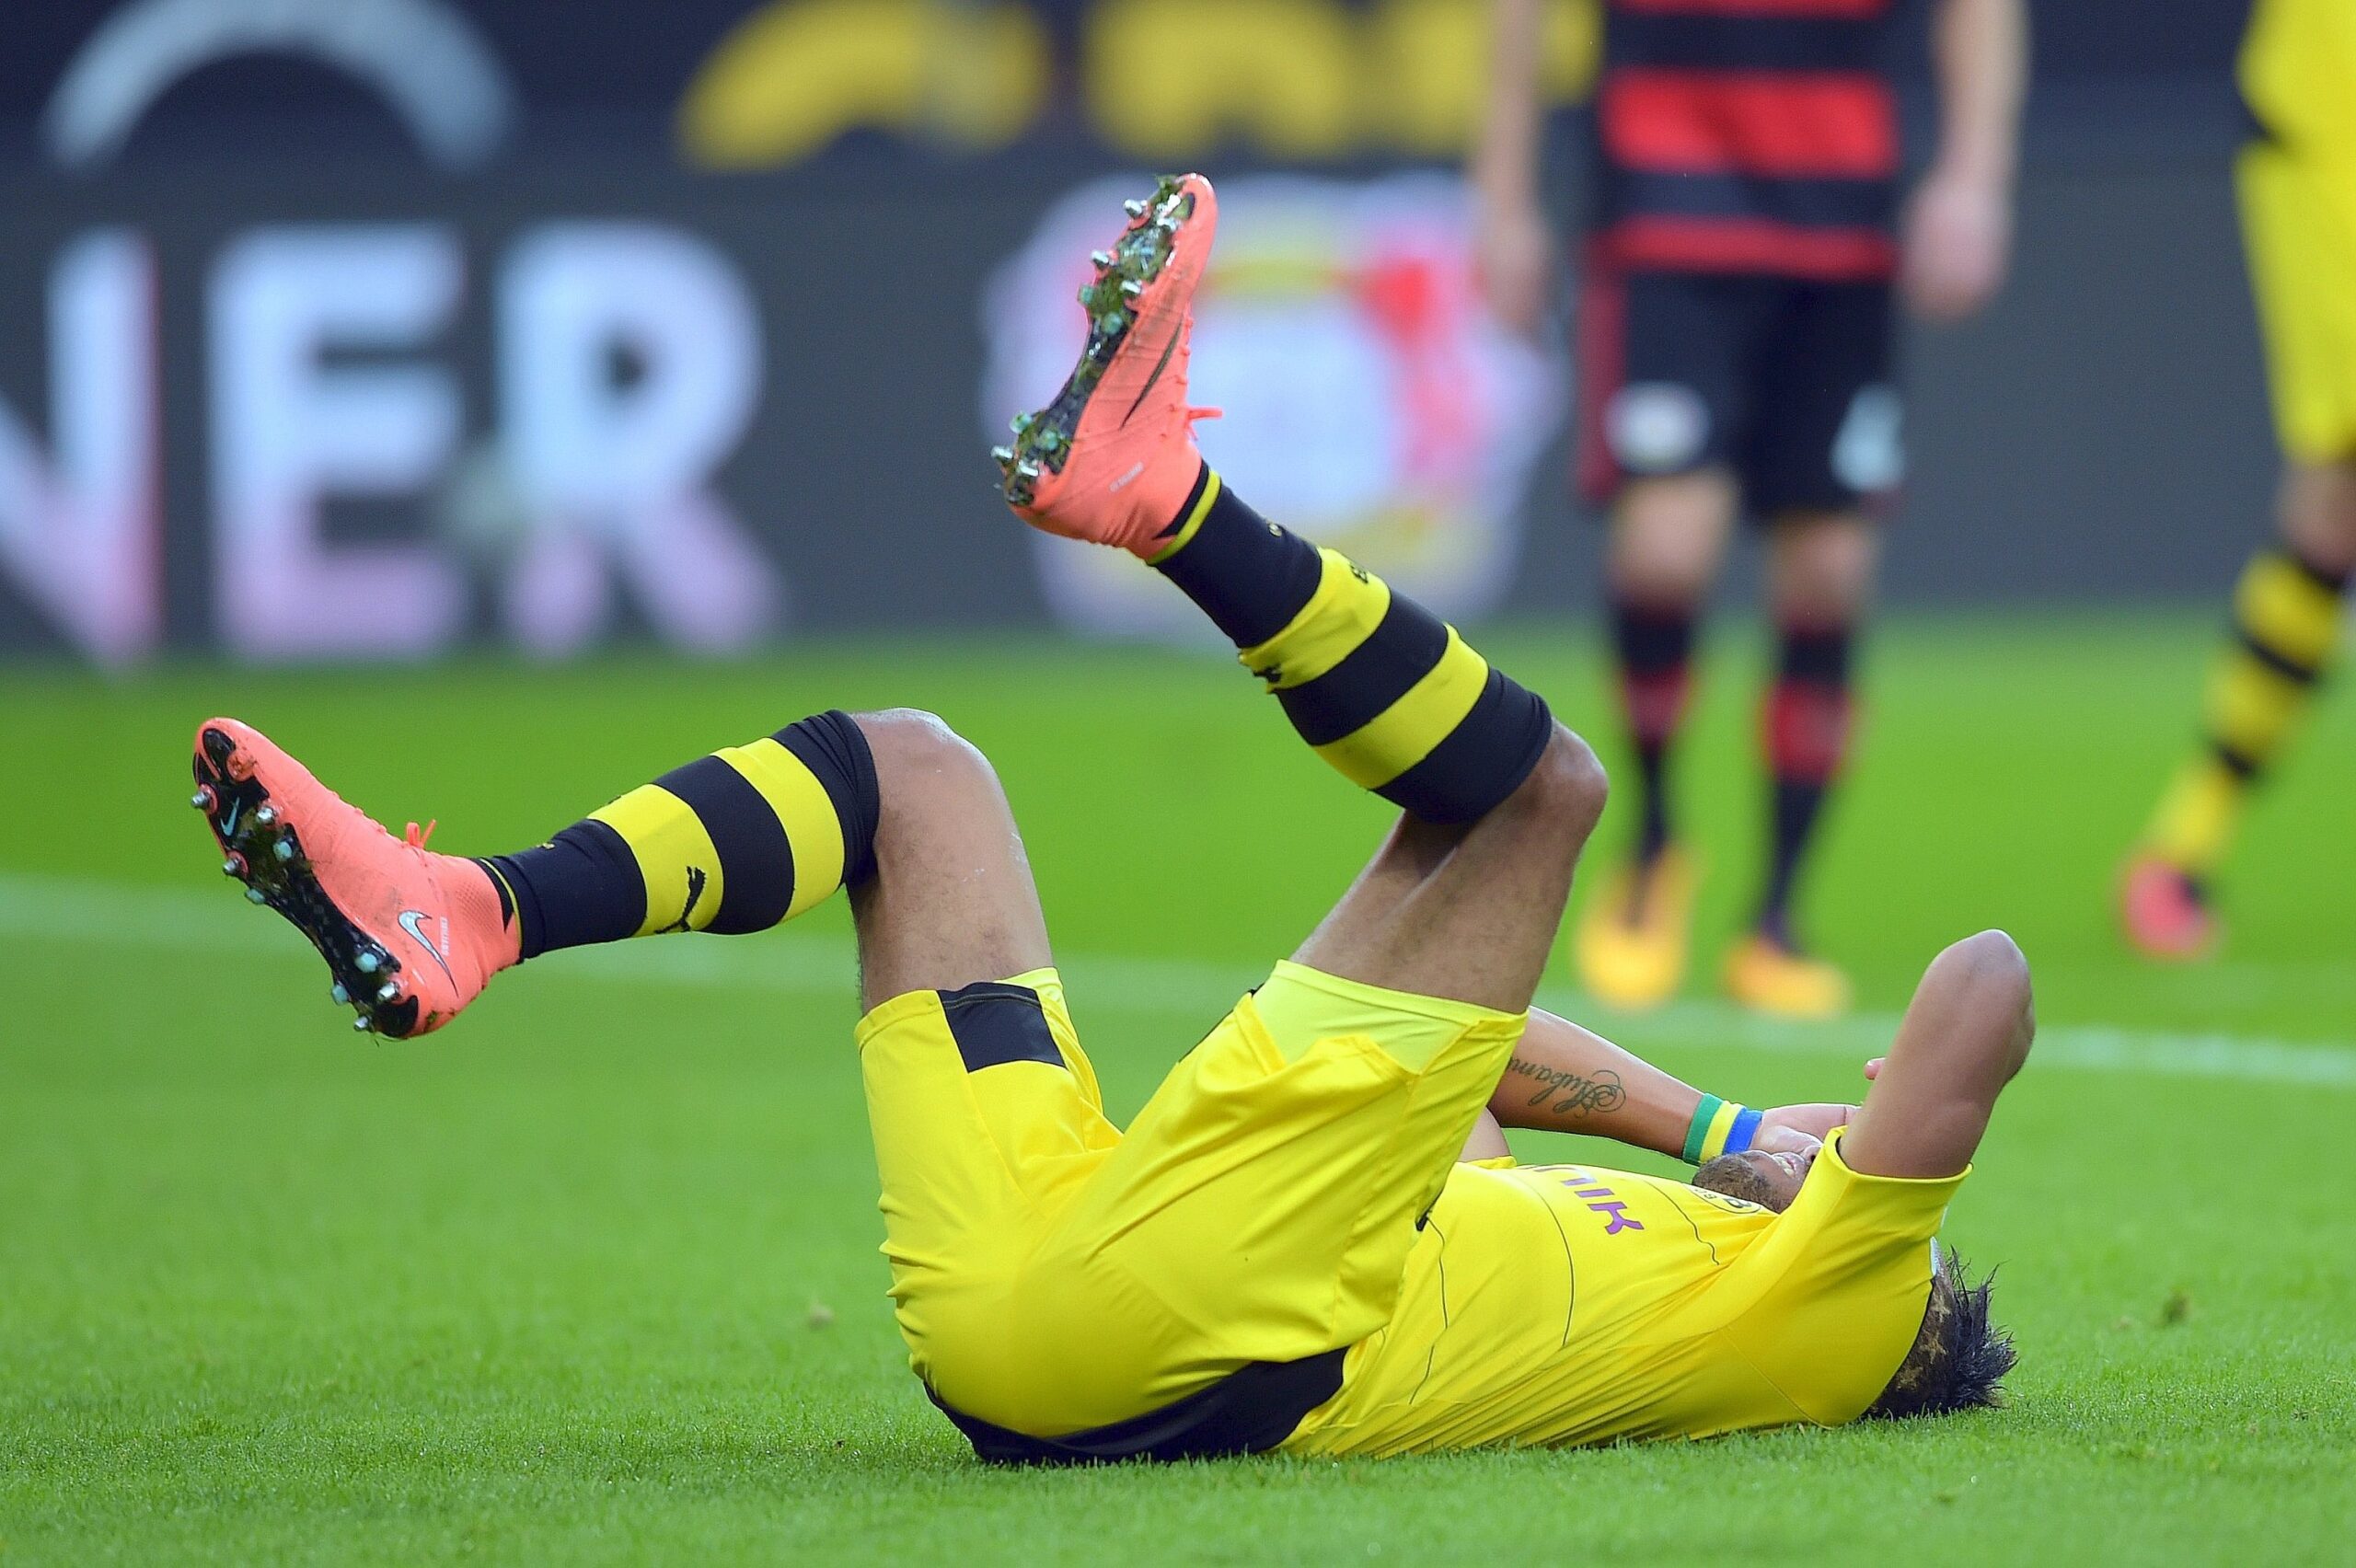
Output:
[1, 1, 1608, 662]
[0, 166, 1565, 661]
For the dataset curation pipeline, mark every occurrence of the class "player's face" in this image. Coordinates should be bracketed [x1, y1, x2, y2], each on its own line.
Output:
[1747, 1147, 1814, 1210]
[1692, 1146, 1815, 1213]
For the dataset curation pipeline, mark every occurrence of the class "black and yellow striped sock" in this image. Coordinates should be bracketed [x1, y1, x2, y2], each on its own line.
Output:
[1150, 467, 1553, 823]
[477, 710, 880, 960]
[2146, 548, 2348, 875]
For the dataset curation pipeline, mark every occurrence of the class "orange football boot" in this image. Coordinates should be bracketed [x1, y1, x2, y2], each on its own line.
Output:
[191, 719, 517, 1037]
[1723, 931, 1853, 1021]
[2119, 854, 2218, 963]
[1573, 846, 1698, 1011]
[994, 173, 1221, 555]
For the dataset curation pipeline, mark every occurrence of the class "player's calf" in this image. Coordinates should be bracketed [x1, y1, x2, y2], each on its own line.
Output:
[1160, 473, 1560, 824]
[194, 710, 884, 1038]
[474, 710, 879, 962]
[999, 174, 1559, 829]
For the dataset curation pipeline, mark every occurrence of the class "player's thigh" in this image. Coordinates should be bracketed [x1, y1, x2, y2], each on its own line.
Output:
[849, 709, 1053, 1010]
[857, 968, 1121, 1420]
[1056, 963, 1527, 1371]
[1747, 281, 1902, 518]
[1582, 270, 1751, 507]
[1293, 725, 1605, 1015]
[2239, 144, 2356, 467]
[1610, 472, 1740, 600]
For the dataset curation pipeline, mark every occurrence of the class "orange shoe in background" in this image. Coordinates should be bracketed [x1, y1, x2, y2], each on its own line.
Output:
[191, 719, 517, 1038]
[995, 172, 1221, 558]
[1573, 846, 1697, 1011]
[1724, 931, 1852, 1021]
[2119, 853, 2218, 963]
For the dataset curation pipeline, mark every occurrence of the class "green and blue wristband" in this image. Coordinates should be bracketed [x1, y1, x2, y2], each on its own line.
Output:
[1682, 1094, 1762, 1165]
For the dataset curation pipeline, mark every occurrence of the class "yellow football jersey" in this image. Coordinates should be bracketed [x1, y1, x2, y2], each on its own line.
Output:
[1284, 1130, 1966, 1456]
[2242, 0, 2356, 161]
[859, 955, 1962, 1459]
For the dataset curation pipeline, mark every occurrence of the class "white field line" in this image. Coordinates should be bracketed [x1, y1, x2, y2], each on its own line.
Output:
[4, 871, 2352, 1090]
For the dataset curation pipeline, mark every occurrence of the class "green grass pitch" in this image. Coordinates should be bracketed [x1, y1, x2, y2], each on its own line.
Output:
[2, 613, 2351, 1565]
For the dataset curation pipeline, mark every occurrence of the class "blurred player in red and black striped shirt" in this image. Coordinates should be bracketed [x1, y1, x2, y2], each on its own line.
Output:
[1474, 0, 2023, 1019]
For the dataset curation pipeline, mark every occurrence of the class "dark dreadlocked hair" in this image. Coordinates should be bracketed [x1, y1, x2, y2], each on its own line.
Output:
[1866, 1246, 2016, 1420]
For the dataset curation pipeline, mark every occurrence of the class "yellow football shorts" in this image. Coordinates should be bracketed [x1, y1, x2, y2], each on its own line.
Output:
[2240, 142, 2356, 465]
[853, 959, 1525, 1438]
[1284, 1128, 1967, 1455]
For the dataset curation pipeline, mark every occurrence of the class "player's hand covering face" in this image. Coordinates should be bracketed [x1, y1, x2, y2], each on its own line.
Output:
[1747, 1055, 1885, 1158]
[1754, 1101, 1855, 1155]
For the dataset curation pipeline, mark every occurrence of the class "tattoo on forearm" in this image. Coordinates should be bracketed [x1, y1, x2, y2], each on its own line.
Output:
[1504, 1058, 1627, 1119]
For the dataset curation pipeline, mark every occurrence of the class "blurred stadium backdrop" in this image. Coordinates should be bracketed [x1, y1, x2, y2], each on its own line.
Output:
[0, 0, 2271, 660]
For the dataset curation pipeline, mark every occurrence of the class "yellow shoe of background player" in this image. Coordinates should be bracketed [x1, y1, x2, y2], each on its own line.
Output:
[1573, 847, 1696, 1011]
[1724, 932, 1852, 1021]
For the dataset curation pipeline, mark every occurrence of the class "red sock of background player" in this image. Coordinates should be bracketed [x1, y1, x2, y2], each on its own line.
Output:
[1759, 621, 1856, 948]
[1608, 593, 1699, 866]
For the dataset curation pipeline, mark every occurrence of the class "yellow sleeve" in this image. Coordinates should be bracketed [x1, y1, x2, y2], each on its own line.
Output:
[1782, 1126, 1969, 1240]
[1712, 1128, 1971, 1424]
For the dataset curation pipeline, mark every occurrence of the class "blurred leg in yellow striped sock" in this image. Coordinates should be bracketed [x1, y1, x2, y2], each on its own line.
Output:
[2143, 545, 2348, 879]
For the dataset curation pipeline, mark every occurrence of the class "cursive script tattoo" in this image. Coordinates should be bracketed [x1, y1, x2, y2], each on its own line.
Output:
[1505, 1058, 1627, 1120]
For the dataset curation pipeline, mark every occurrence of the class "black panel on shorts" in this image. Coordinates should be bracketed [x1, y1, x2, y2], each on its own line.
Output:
[930, 1348, 1349, 1465]
[938, 981, 1063, 1073]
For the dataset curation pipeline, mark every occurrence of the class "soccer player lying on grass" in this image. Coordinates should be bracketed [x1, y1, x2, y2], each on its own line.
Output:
[189, 175, 2021, 1461]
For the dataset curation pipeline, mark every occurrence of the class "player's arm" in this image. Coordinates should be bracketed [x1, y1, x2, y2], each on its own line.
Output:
[1471, 0, 1553, 338]
[1464, 1008, 1853, 1161]
[1841, 930, 2035, 1178]
[1904, 0, 2027, 322]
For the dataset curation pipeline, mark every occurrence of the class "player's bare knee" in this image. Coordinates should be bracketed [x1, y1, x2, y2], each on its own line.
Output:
[1518, 724, 1609, 841]
[2280, 460, 2356, 574]
[1611, 537, 1716, 605]
[1610, 475, 1734, 602]
[854, 709, 1001, 803]
[1767, 511, 1876, 620]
